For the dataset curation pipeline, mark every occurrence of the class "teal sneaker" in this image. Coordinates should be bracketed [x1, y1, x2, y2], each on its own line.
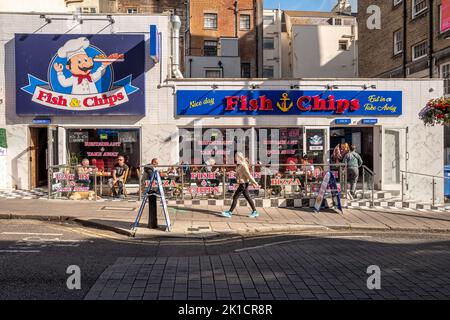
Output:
[249, 211, 259, 218]
[222, 211, 233, 218]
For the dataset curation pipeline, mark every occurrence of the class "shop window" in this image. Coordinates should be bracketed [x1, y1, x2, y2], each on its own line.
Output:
[256, 128, 304, 167]
[67, 129, 140, 183]
[179, 128, 251, 165]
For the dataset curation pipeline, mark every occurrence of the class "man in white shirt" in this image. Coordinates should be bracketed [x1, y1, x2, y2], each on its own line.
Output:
[53, 37, 120, 95]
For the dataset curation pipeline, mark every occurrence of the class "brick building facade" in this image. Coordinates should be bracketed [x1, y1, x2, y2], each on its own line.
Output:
[187, 0, 263, 78]
[358, 0, 450, 80]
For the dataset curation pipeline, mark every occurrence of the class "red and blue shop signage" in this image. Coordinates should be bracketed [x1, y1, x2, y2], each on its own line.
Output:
[15, 34, 145, 115]
[176, 90, 402, 116]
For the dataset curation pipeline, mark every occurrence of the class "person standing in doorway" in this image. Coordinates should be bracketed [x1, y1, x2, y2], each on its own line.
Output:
[343, 144, 363, 199]
[222, 152, 259, 218]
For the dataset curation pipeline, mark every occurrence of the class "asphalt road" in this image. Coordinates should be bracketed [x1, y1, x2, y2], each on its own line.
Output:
[1, 219, 450, 300]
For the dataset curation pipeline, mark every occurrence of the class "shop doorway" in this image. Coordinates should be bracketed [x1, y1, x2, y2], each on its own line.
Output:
[30, 127, 48, 188]
[330, 127, 374, 171]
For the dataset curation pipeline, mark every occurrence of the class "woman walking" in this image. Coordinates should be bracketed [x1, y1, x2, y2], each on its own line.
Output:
[222, 152, 259, 218]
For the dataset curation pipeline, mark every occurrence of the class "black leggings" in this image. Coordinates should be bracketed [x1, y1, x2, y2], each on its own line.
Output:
[229, 183, 256, 212]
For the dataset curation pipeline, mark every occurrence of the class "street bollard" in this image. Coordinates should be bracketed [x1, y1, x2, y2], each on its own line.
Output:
[148, 192, 158, 229]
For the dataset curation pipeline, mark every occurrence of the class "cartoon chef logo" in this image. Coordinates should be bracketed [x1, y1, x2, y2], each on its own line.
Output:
[21, 36, 139, 111]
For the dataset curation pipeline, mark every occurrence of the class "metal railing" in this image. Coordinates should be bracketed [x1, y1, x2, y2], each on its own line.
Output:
[137, 163, 348, 202]
[400, 170, 449, 206]
[47, 163, 354, 204]
[361, 165, 375, 207]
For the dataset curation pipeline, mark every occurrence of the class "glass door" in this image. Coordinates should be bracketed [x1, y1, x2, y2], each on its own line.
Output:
[304, 127, 329, 165]
[382, 127, 406, 191]
[47, 126, 59, 168]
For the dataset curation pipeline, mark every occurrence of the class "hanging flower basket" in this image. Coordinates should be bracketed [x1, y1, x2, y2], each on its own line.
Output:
[419, 97, 450, 126]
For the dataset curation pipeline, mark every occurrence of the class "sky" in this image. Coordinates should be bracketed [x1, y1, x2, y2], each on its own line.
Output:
[264, 0, 358, 12]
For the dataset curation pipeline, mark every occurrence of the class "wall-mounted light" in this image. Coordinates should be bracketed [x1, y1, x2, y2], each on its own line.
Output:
[211, 84, 219, 89]
[290, 85, 299, 90]
[326, 84, 339, 90]
[251, 84, 260, 90]
[363, 84, 377, 90]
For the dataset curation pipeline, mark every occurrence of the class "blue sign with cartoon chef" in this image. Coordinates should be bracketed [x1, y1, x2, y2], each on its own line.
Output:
[15, 34, 145, 115]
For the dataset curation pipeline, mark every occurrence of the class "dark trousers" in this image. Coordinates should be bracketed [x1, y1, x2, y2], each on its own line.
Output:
[347, 167, 359, 195]
[230, 183, 256, 212]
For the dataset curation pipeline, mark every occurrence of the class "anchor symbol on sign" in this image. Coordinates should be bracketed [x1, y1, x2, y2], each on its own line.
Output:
[277, 93, 293, 112]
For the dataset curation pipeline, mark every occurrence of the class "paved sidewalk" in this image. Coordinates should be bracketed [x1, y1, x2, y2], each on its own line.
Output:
[1, 198, 450, 237]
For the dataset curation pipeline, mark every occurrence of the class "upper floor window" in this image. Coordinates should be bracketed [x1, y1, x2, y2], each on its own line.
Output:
[412, 41, 428, 60]
[334, 18, 343, 25]
[204, 13, 218, 29]
[263, 65, 274, 78]
[127, 8, 137, 14]
[412, 0, 427, 18]
[338, 40, 348, 51]
[263, 37, 275, 50]
[393, 29, 403, 55]
[241, 63, 251, 78]
[441, 63, 450, 95]
[204, 40, 218, 56]
[205, 69, 222, 78]
[264, 15, 275, 26]
[79, 7, 96, 14]
[240, 14, 251, 30]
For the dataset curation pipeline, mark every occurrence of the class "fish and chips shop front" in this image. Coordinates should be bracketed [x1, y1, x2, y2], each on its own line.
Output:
[0, 14, 445, 206]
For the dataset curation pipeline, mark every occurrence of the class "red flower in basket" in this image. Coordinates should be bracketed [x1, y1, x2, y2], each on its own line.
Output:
[437, 114, 445, 119]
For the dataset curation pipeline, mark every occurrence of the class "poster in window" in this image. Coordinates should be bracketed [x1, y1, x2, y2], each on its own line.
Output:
[118, 131, 137, 143]
[307, 132, 324, 151]
[69, 131, 89, 143]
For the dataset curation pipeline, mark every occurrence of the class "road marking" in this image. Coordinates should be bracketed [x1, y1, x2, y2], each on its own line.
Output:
[0, 250, 41, 253]
[235, 238, 319, 252]
[235, 235, 373, 252]
[1, 232, 63, 236]
[326, 235, 373, 239]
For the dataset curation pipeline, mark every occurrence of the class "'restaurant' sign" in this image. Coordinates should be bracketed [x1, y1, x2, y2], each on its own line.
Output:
[176, 90, 402, 116]
[15, 34, 145, 115]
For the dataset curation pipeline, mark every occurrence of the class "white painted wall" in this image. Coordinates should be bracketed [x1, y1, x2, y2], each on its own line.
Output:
[0, 12, 172, 190]
[0, 0, 107, 14]
[263, 9, 282, 79]
[0, 0, 69, 13]
[291, 24, 358, 78]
